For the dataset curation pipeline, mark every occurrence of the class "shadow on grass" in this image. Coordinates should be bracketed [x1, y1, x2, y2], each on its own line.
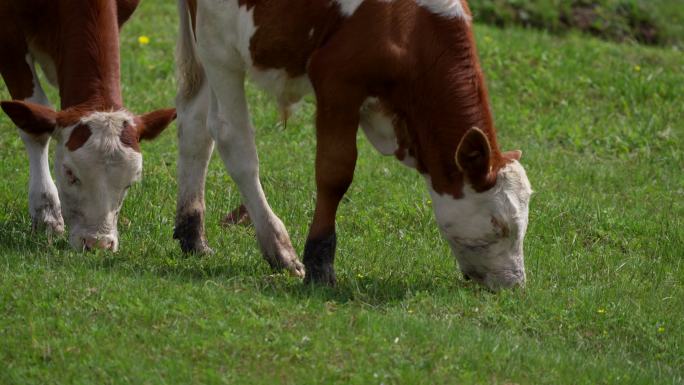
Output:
[1, 217, 482, 305]
[103, 248, 481, 305]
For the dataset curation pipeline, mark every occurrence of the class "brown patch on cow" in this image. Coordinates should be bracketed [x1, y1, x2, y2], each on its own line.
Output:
[244, 0, 343, 77]
[120, 108, 176, 152]
[137, 108, 177, 140]
[1, 0, 129, 111]
[0, 101, 57, 136]
[0, 6, 34, 101]
[66, 123, 92, 151]
[455, 127, 497, 192]
[116, 0, 140, 26]
[120, 121, 141, 152]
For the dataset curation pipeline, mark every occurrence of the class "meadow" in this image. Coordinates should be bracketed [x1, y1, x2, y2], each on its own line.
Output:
[0, 1, 682, 384]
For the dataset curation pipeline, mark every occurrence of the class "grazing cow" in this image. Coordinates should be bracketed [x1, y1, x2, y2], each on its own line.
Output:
[175, 0, 533, 290]
[0, 0, 176, 251]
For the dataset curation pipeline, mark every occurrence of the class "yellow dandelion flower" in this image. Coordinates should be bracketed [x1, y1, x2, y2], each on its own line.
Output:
[657, 326, 665, 333]
[633, 65, 641, 72]
[597, 308, 606, 314]
[138, 35, 150, 45]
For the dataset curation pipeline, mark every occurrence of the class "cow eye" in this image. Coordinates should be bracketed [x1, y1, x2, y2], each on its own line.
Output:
[64, 167, 80, 186]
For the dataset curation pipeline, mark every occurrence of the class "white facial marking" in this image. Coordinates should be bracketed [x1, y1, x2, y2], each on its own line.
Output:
[55, 110, 143, 252]
[308, 28, 315, 38]
[426, 161, 532, 290]
[415, 0, 469, 20]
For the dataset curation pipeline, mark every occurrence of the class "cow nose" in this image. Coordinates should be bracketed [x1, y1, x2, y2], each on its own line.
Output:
[82, 236, 114, 251]
[463, 269, 525, 291]
[484, 269, 526, 291]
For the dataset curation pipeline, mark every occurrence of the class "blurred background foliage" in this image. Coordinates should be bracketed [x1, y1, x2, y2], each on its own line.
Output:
[469, 0, 684, 48]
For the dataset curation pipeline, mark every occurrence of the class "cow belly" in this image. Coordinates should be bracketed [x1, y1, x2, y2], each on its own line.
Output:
[360, 97, 398, 155]
[248, 67, 312, 113]
[360, 97, 418, 169]
[28, 45, 57, 87]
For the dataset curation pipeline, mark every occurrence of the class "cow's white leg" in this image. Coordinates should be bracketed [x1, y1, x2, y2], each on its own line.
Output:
[204, 71, 304, 277]
[21, 55, 64, 234]
[174, 82, 214, 254]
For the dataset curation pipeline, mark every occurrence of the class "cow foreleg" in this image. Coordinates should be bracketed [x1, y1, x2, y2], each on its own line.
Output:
[205, 72, 304, 277]
[174, 83, 214, 254]
[304, 82, 364, 286]
[1, 51, 64, 235]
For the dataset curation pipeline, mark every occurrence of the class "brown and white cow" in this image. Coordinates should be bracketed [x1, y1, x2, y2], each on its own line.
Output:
[175, 0, 532, 290]
[0, 0, 176, 251]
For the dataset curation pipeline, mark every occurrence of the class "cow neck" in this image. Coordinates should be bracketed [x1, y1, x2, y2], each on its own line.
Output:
[57, 0, 123, 111]
[395, 15, 503, 198]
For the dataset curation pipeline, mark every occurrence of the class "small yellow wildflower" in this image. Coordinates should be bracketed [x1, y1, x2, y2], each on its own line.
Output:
[597, 308, 606, 314]
[427, 199, 432, 205]
[657, 326, 665, 334]
[633, 65, 641, 72]
[138, 35, 150, 45]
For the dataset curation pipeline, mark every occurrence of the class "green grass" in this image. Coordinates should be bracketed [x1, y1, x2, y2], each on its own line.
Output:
[469, 0, 684, 48]
[1, 1, 682, 384]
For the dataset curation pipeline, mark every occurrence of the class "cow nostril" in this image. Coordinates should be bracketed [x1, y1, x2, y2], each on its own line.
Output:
[83, 237, 97, 251]
[463, 270, 485, 282]
[100, 239, 114, 250]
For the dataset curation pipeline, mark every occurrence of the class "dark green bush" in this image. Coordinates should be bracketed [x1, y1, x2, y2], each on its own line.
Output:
[469, 0, 679, 47]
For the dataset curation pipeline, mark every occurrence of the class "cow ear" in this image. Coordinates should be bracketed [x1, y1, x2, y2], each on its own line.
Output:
[455, 127, 492, 181]
[137, 108, 176, 141]
[503, 150, 522, 161]
[1, 100, 58, 136]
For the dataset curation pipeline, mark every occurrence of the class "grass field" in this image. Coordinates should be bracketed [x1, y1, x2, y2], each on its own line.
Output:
[1, 1, 682, 384]
[469, 0, 684, 48]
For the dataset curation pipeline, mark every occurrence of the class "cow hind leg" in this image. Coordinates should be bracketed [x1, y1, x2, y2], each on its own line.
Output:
[1, 52, 64, 235]
[174, 82, 214, 254]
[205, 72, 304, 277]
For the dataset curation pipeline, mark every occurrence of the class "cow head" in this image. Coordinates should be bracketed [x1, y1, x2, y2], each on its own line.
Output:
[427, 127, 532, 291]
[1, 101, 176, 251]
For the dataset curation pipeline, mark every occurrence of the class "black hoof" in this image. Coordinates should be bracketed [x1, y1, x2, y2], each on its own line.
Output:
[303, 232, 337, 286]
[174, 211, 212, 255]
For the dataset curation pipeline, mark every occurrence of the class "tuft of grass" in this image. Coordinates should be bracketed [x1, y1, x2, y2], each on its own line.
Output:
[0, 1, 682, 384]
